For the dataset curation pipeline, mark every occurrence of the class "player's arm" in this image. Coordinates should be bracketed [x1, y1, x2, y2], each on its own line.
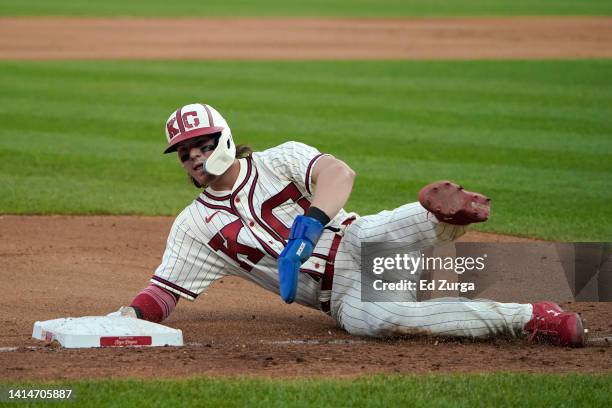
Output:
[109, 211, 227, 322]
[108, 284, 180, 323]
[308, 155, 356, 222]
[278, 154, 356, 304]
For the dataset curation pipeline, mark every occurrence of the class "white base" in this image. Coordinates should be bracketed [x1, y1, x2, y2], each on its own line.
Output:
[32, 316, 183, 348]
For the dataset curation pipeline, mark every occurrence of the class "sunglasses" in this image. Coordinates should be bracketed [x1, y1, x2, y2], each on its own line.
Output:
[179, 143, 216, 163]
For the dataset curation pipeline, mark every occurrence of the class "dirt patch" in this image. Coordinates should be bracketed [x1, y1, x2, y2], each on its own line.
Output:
[0, 215, 610, 380]
[1, 17, 611, 60]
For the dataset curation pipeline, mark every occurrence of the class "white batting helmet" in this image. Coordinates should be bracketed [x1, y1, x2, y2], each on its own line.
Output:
[164, 103, 236, 176]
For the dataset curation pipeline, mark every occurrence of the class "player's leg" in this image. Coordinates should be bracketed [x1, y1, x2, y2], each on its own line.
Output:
[331, 259, 531, 339]
[341, 180, 491, 259]
[338, 293, 531, 338]
[330, 182, 584, 345]
[342, 201, 467, 260]
[331, 235, 584, 345]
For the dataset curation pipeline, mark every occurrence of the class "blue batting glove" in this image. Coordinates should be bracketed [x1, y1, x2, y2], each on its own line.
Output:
[278, 215, 324, 304]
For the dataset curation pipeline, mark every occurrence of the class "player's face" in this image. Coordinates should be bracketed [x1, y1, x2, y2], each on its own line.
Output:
[177, 136, 217, 186]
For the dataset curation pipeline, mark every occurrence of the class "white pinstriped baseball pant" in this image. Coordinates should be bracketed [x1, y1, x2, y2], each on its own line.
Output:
[330, 202, 533, 338]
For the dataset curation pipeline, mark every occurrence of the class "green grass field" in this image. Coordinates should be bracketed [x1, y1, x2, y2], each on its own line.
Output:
[1, 60, 610, 241]
[1, 0, 612, 17]
[1, 374, 611, 407]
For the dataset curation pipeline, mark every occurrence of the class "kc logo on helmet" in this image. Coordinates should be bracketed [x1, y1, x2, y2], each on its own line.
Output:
[166, 109, 207, 140]
[182, 111, 200, 129]
[166, 116, 179, 139]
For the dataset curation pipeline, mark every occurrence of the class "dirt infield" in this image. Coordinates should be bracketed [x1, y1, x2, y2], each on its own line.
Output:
[1, 216, 610, 380]
[1, 17, 612, 60]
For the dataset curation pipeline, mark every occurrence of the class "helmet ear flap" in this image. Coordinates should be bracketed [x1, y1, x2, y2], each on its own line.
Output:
[204, 131, 236, 176]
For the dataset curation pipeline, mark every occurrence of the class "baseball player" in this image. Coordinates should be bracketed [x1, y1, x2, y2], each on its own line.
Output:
[110, 103, 586, 347]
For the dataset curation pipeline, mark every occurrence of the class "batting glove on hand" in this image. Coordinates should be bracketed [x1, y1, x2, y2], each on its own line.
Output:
[107, 306, 138, 319]
[278, 215, 324, 304]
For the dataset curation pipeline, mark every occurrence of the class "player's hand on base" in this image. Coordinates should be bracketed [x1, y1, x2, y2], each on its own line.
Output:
[107, 306, 138, 319]
[278, 215, 324, 304]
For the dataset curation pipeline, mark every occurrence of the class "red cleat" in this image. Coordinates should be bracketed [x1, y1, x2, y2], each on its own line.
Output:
[418, 180, 491, 225]
[524, 302, 587, 347]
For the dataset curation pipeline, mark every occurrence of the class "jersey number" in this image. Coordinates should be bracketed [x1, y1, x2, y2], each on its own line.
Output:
[261, 183, 310, 240]
[207, 182, 309, 271]
[208, 220, 265, 272]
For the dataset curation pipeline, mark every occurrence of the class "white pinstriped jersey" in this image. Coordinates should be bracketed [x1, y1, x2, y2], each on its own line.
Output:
[151, 141, 353, 308]
[151, 141, 534, 338]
